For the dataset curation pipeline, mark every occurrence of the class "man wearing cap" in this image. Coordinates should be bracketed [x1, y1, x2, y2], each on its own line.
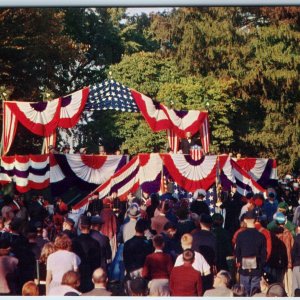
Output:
[72, 215, 104, 293]
[235, 210, 267, 296]
[62, 217, 77, 239]
[90, 216, 112, 266]
[267, 202, 296, 236]
[268, 211, 294, 296]
[190, 189, 210, 217]
[118, 204, 141, 244]
[263, 191, 278, 223]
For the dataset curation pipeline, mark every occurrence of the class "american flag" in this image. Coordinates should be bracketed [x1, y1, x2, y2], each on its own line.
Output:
[173, 182, 193, 201]
[85, 79, 140, 112]
[205, 185, 217, 215]
[167, 130, 179, 153]
[190, 145, 204, 160]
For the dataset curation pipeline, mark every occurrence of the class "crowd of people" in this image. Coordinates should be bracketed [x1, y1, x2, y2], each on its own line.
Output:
[0, 173, 299, 296]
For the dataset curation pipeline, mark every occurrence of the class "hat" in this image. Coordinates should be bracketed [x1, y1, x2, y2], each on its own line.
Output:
[91, 216, 104, 225]
[34, 221, 43, 229]
[278, 201, 288, 211]
[64, 144, 70, 149]
[80, 215, 91, 226]
[274, 212, 286, 224]
[102, 197, 111, 206]
[268, 192, 275, 198]
[64, 217, 75, 227]
[127, 204, 141, 218]
[243, 210, 256, 220]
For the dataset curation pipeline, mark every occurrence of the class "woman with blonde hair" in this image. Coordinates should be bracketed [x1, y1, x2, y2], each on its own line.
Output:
[35, 242, 55, 295]
[45, 234, 81, 295]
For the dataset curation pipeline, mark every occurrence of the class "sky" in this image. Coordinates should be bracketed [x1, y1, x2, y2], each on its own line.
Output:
[126, 7, 173, 15]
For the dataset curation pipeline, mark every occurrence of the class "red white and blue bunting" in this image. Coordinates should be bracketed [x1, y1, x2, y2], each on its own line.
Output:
[2, 87, 89, 154]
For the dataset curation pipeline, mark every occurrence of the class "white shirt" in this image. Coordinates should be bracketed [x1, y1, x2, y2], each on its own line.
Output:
[175, 251, 210, 275]
[47, 250, 81, 289]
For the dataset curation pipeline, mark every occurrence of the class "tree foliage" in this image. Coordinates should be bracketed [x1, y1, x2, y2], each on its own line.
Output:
[0, 7, 299, 175]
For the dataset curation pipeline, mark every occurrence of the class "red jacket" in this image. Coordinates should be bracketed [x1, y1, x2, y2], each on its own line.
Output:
[170, 264, 202, 296]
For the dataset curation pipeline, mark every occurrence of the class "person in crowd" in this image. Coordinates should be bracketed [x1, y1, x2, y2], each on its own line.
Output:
[239, 192, 254, 220]
[255, 214, 272, 261]
[100, 198, 118, 259]
[267, 202, 296, 236]
[99, 145, 106, 155]
[46, 234, 81, 295]
[176, 207, 195, 238]
[142, 234, 173, 296]
[266, 283, 287, 297]
[7, 217, 36, 292]
[190, 189, 210, 216]
[211, 213, 233, 272]
[170, 249, 203, 296]
[235, 210, 267, 296]
[72, 215, 103, 293]
[263, 191, 278, 223]
[292, 216, 300, 295]
[175, 233, 211, 277]
[160, 222, 181, 262]
[0, 239, 19, 295]
[62, 217, 77, 239]
[48, 271, 81, 296]
[221, 184, 243, 238]
[128, 277, 148, 296]
[83, 268, 112, 296]
[22, 281, 39, 296]
[118, 204, 141, 244]
[90, 216, 112, 266]
[36, 242, 56, 295]
[123, 219, 154, 277]
[204, 270, 233, 297]
[151, 201, 170, 234]
[268, 212, 294, 296]
[192, 213, 217, 291]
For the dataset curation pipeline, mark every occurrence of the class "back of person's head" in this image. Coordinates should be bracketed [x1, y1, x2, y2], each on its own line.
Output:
[182, 249, 195, 264]
[163, 221, 176, 231]
[232, 283, 246, 296]
[54, 234, 72, 251]
[199, 213, 213, 228]
[62, 271, 80, 289]
[135, 219, 147, 234]
[22, 281, 39, 296]
[214, 270, 232, 288]
[92, 268, 107, 285]
[181, 233, 193, 250]
[129, 277, 148, 296]
[266, 283, 287, 297]
[153, 234, 165, 249]
[295, 288, 300, 296]
[176, 207, 189, 220]
[40, 242, 56, 264]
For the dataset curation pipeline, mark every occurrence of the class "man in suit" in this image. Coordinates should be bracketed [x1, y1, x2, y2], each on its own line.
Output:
[82, 268, 112, 296]
[72, 216, 104, 293]
[179, 132, 195, 154]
